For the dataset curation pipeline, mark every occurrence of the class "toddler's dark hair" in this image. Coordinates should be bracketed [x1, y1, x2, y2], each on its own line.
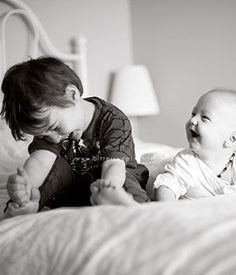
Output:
[0, 56, 83, 140]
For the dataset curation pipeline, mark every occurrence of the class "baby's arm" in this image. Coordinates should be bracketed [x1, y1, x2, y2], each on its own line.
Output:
[153, 172, 180, 202]
[154, 186, 176, 201]
[153, 150, 192, 202]
[7, 150, 57, 206]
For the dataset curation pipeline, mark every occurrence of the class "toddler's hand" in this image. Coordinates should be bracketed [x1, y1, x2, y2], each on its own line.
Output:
[7, 167, 31, 206]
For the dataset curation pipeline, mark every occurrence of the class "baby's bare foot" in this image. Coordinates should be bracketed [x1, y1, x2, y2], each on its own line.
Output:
[4, 188, 40, 219]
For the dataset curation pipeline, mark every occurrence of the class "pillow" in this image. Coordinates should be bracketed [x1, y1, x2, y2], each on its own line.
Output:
[0, 119, 32, 220]
[140, 145, 182, 200]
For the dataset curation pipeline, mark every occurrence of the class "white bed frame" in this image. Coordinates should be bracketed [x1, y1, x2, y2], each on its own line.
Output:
[0, 0, 88, 96]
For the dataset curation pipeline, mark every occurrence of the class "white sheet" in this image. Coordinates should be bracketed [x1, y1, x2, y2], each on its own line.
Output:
[1, 195, 236, 275]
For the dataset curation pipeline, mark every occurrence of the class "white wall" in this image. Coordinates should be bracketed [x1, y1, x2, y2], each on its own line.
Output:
[3, 0, 236, 148]
[0, 0, 133, 99]
[130, 0, 236, 147]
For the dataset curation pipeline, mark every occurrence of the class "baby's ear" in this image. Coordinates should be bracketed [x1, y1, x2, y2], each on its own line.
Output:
[65, 85, 80, 100]
[225, 131, 236, 148]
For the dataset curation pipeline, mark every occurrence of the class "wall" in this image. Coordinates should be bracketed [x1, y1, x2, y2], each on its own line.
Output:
[0, 0, 133, 99]
[3, 0, 236, 148]
[130, 0, 236, 147]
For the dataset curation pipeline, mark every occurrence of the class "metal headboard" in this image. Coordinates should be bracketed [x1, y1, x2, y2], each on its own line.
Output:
[0, 0, 88, 96]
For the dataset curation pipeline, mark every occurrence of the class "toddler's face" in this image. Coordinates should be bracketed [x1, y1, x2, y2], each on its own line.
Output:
[185, 92, 236, 156]
[24, 104, 85, 144]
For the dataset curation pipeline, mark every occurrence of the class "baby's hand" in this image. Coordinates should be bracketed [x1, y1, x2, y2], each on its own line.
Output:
[7, 167, 31, 206]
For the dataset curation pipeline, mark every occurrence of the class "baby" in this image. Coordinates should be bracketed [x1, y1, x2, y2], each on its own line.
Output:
[90, 88, 236, 205]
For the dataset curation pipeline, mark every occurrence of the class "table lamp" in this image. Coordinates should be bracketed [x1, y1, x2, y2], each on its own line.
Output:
[110, 65, 160, 140]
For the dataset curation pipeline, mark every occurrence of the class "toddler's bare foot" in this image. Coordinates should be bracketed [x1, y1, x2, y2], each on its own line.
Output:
[7, 167, 31, 205]
[4, 188, 40, 219]
[90, 179, 137, 206]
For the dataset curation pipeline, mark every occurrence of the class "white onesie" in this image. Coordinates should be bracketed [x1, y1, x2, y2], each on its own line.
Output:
[153, 149, 236, 199]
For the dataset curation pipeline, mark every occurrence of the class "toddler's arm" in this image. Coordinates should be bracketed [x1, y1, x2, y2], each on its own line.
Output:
[154, 186, 176, 201]
[23, 150, 57, 188]
[7, 150, 57, 205]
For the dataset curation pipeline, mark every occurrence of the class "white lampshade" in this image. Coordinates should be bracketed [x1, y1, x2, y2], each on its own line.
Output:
[110, 65, 160, 116]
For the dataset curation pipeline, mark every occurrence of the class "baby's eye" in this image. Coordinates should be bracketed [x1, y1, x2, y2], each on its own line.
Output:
[191, 112, 195, 118]
[201, 115, 210, 122]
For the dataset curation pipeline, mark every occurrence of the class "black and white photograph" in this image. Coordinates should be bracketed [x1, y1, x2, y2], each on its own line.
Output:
[1, 1, 236, 274]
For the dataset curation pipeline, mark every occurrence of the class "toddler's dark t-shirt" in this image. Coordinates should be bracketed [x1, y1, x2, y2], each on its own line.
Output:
[29, 97, 149, 207]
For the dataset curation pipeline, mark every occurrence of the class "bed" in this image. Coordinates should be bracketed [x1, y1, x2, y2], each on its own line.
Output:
[1, 1, 236, 274]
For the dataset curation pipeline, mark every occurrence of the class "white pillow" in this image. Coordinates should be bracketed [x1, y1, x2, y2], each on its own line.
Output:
[0, 119, 32, 220]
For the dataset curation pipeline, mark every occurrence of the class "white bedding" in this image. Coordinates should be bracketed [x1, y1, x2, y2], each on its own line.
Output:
[1, 121, 235, 274]
[1, 195, 236, 275]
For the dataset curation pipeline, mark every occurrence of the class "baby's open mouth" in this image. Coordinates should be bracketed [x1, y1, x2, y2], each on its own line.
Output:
[190, 129, 200, 138]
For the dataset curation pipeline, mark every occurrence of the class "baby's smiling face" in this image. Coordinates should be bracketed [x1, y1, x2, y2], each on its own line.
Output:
[185, 90, 236, 158]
